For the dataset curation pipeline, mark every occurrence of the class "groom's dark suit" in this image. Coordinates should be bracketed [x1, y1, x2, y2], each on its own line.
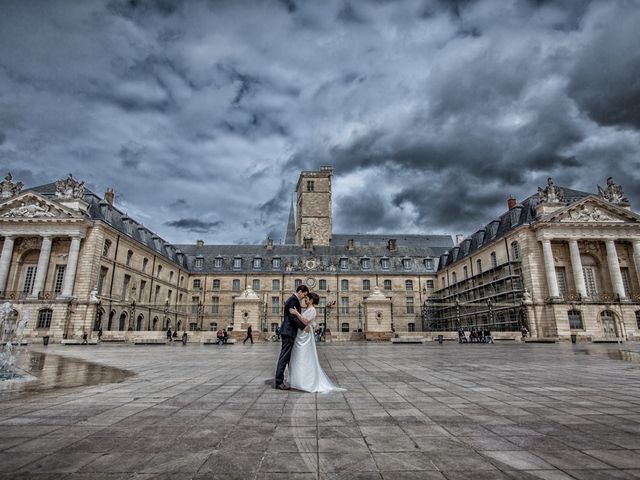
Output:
[275, 293, 306, 387]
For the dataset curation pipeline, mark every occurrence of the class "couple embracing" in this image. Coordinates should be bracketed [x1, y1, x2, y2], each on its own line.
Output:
[274, 285, 344, 393]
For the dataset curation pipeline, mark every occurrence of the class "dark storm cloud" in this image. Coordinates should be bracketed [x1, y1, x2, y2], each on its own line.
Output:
[1, 0, 640, 243]
[165, 218, 223, 233]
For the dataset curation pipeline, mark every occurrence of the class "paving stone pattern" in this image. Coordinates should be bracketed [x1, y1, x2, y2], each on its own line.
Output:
[1, 342, 640, 479]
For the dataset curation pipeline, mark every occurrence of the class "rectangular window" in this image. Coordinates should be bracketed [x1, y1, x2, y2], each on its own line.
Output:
[253, 258, 262, 269]
[402, 258, 411, 270]
[272, 258, 281, 269]
[511, 241, 520, 260]
[232, 279, 241, 291]
[193, 279, 202, 290]
[126, 250, 133, 267]
[191, 296, 200, 314]
[425, 258, 434, 270]
[555, 267, 567, 298]
[37, 309, 52, 329]
[252, 279, 260, 291]
[339, 258, 348, 269]
[195, 258, 204, 268]
[361, 258, 371, 269]
[341, 296, 349, 314]
[568, 310, 583, 329]
[319, 296, 326, 314]
[212, 279, 220, 290]
[142, 257, 148, 272]
[407, 323, 415, 332]
[233, 258, 242, 269]
[23, 266, 37, 294]
[362, 279, 370, 291]
[154, 285, 160, 303]
[211, 296, 219, 314]
[272, 279, 280, 291]
[122, 275, 131, 300]
[463, 266, 469, 279]
[97, 267, 108, 295]
[271, 296, 280, 314]
[319, 279, 327, 290]
[381, 258, 390, 269]
[294, 279, 302, 288]
[46, 262, 66, 297]
[621, 267, 631, 297]
[426, 280, 434, 289]
[139, 280, 146, 302]
[341, 279, 349, 291]
[189, 322, 198, 331]
[405, 280, 413, 291]
[307, 180, 314, 191]
[214, 257, 223, 268]
[406, 297, 414, 314]
[383, 279, 392, 291]
[583, 267, 598, 297]
[209, 322, 218, 332]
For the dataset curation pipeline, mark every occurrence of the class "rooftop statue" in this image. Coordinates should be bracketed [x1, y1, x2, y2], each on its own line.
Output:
[0, 173, 23, 200]
[597, 177, 629, 206]
[55, 174, 85, 200]
[537, 177, 565, 204]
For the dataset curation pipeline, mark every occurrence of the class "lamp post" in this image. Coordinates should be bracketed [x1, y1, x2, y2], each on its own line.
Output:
[128, 299, 136, 331]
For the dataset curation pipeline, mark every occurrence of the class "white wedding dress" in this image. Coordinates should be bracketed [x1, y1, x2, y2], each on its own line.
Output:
[288, 306, 345, 393]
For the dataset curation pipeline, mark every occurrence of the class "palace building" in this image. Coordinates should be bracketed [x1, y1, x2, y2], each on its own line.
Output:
[1, 167, 639, 343]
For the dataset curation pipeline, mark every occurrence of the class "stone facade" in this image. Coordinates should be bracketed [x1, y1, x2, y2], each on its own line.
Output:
[296, 166, 333, 247]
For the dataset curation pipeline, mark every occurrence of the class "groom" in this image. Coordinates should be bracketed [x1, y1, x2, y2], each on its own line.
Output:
[274, 284, 310, 390]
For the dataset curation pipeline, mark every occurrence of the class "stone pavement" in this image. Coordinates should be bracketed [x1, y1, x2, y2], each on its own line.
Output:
[1, 341, 640, 479]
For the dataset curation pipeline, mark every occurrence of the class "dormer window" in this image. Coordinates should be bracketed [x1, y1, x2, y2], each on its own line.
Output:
[380, 258, 390, 270]
[194, 257, 204, 269]
[339, 258, 348, 270]
[214, 257, 223, 268]
[361, 258, 371, 269]
[402, 258, 411, 270]
[272, 257, 281, 269]
[253, 257, 262, 269]
[233, 257, 242, 269]
[424, 258, 434, 270]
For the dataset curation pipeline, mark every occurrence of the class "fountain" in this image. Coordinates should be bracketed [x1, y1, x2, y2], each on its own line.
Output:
[0, 302, 29, 380]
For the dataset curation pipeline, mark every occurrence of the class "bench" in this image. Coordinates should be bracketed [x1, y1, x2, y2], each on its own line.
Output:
[61, 339, 98, 345]
[133, 338, 167, 345]
[203, 338, 236, 345]
[391, 337, 426, 344]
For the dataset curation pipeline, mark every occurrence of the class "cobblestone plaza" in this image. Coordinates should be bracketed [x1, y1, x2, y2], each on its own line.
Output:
[1, 343, 640, 479]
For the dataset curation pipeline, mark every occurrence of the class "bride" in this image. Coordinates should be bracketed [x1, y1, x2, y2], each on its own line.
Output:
[288, 292, 345, 393]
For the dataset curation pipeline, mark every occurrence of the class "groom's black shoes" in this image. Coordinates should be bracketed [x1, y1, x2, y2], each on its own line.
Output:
[275, 383, 290, 390]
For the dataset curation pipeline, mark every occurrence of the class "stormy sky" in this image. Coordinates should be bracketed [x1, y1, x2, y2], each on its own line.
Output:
[1, 0, 640, 245]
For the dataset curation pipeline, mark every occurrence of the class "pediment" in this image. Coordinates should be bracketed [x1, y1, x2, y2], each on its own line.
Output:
[0, 192, 77, 220]
[544, 196, 640, 225]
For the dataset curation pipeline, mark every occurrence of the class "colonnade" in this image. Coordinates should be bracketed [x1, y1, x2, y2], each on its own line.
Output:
[0, 234, 82, 298]
[540, 238, 640, 300]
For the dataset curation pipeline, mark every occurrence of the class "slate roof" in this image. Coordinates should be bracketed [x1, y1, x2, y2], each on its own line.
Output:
[437, 186, 593, 271]
[26, 184, 188, 268]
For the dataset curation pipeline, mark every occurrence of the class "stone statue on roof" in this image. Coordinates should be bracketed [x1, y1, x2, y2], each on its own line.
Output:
[597, 177, 629, 206]
[55, 174, 85, 199]
[0, 173, 23, 200]
[537, 177, 565, 204]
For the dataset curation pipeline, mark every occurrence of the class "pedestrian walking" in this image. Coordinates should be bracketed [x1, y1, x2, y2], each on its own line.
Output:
[243, 325, 254, 344]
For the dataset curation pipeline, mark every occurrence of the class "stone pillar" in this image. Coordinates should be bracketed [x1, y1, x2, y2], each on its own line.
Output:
[568, 239, 587, 299]
[232, 287, 262, 341]
[363, 286, 393, 341]
[61, 236, 81, 297]
[541, 239, 560, 299]
[632, 240, 640, 287]
[605, 239, 626, 299]
[0, 236, 15, 293]
[30, 236, 53, 298]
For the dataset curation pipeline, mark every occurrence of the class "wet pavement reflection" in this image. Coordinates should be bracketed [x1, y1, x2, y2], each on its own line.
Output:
[0, 350, 134, 398]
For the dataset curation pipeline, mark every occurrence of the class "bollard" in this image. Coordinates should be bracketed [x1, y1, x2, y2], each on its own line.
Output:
[437, 334, 443, 345]
[42, 336, 50, 346]
[182, 332, 188, 345]
[570, 334, 577, 344]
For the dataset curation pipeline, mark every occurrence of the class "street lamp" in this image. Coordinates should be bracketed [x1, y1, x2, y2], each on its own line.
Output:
[128, 299, 136, 331]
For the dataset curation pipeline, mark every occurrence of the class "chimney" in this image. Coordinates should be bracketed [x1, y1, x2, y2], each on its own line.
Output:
[507, 194, 517, 210]
[196, 239, 204, 248]
[347, 238, 354, 250]
[266, 237, 274, 250]
[388, 239, 397, 251]
[455, 234, 464, 245]
[104, 188, 115, 206]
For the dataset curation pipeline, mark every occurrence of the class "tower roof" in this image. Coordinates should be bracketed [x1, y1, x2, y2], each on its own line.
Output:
[284, 199, 296, 245]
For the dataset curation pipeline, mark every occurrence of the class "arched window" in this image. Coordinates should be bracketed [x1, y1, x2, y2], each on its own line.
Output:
[341, 279, 349, 291]
[451, 272, 457, 284]
[136, 314, 144, 331]
[341, 322, 350, 332]
[490, 252, 497, 268]
[37, 309, 53, 329]
[600, 310, 616, 338]
[126, 250, 133, 266]
[118, 312, 127, 331]
[94, 308, 104, 331]
[476, 259, 482, 274]
[463, 266, 469, 279]
[152, 316, 159, 330]
[108, 310, 115, 330]
[636, 311, 640, 329]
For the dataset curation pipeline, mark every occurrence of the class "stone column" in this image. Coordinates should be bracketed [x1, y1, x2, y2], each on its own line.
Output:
[605, 239, 626, 299]
[568, 239, 587, 299]
[541, 239, 560, 299]
[632, 240, 640, 287]
[0, 236, 15, 293]
[30, 236, 53, 298]
[61, 236, 81, 297]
